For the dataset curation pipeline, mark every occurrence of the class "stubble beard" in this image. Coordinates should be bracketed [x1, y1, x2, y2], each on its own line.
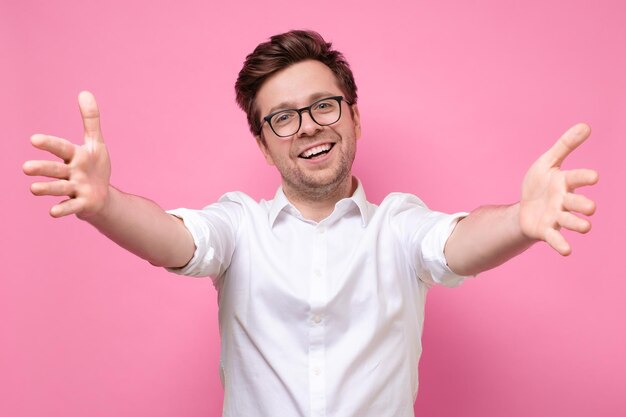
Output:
[281, 141, 356, 202]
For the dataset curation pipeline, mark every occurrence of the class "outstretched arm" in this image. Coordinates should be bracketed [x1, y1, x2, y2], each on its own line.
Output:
[23, 91, 195, 268]
[444, 123, 599, 276]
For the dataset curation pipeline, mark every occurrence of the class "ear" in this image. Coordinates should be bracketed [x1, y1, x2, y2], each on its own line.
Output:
[256, 135, 275, 166]
[351, 104, 362, 140]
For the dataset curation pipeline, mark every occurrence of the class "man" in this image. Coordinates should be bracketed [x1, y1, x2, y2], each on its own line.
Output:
[23, 30, 598, 416]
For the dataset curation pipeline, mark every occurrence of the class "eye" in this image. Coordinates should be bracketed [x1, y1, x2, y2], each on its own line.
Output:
[272, 111, 296, 126]
[313, 99, 337, 113]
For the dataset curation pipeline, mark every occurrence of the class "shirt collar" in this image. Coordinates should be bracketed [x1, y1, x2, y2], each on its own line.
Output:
[268, 187, 292, 227]
[268, 177, 371, 228]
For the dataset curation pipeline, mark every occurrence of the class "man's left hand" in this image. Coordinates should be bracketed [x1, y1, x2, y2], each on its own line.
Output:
[520, 123, 599, 255]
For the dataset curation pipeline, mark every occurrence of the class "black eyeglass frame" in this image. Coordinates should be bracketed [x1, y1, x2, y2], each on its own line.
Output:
[260, 95, 351, 138]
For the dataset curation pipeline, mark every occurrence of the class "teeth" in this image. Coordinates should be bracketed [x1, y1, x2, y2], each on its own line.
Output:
[302, 144, 332, 158]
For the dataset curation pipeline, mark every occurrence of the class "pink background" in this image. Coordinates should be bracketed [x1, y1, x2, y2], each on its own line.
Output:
[2, 0, 625, 416]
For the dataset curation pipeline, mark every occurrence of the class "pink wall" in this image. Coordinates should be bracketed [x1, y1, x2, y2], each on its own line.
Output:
[3, 0, 624, 416]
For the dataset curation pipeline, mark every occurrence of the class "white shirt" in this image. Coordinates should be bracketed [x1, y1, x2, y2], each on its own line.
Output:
[167, 181, 467, 417]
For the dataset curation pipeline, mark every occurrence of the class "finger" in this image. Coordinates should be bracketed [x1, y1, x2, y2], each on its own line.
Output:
[50, 198, 83, 218]
[565, 168, 599, 189]
[563, 193, 596, 216]
[558, 211, 592, 234]
[30, 180, 74, 197]
[78, 91, 103, 144]
[544, 228, 571, 256]
[30, 134, 76, 162]
[22, 160, 70, 179]
[539, 123, 591, 167]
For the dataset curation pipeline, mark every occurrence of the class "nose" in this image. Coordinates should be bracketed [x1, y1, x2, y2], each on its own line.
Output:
[297, 109, 323, 137]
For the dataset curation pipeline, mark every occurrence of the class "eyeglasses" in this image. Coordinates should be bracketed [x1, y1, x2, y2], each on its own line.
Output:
[261, 96, 350, 138]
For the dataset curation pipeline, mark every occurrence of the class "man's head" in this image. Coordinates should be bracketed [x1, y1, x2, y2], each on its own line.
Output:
[235, 30, 361, 201]
[235, 30, 358, 144]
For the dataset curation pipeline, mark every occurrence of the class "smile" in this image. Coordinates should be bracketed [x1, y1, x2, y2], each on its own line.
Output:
[299, 143, 335, 159]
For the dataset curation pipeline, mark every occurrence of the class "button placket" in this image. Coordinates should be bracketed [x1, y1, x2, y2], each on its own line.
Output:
[308, 225, 328, 416]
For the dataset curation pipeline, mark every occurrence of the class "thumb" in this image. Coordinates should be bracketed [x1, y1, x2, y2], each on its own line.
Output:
[78, 90, 103, 143]
[538, 123, 590, 168]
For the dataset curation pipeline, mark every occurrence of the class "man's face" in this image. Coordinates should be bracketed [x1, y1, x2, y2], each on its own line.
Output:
[255, 60, 361, 199]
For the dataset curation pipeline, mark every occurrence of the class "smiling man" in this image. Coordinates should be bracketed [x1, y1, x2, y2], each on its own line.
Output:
[23, 30, 598, 417]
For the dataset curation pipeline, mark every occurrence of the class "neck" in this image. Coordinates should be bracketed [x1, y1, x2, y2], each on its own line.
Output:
[283, 176, 356, 222]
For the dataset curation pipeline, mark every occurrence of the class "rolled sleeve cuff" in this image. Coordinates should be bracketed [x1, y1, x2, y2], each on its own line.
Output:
[422, 211, 471, 287]
[165, 208, 215, 278]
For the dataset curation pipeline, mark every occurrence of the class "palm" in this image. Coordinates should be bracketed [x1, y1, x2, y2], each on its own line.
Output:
[68, 137, 111, 218]
[519, 123, 598, 255]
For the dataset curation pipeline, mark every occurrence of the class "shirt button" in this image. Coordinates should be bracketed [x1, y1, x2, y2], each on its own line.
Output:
[314, 269, 322, 277]
[317, 228, 326, 234]
[312, 315, 322, 324]
[312, 367, 321, 376]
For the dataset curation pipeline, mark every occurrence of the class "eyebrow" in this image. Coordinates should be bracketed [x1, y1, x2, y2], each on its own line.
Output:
[266, 91, 339, 115]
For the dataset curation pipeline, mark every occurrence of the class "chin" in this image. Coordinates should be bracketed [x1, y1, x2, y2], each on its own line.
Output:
[296, 169, 352, 196]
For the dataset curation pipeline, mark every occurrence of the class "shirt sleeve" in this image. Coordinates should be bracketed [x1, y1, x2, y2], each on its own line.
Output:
[388, 193, 470, 287]
[165, 197, 242, 280]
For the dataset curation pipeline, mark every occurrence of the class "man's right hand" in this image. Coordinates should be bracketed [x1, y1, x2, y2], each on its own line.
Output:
[23, 91, 111, 219]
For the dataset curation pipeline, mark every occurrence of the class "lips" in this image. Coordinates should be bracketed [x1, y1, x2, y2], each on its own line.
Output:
[298, 143, 335, 159]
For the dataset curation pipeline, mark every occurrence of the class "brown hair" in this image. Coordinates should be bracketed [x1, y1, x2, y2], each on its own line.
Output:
[235, 30, 358, 141]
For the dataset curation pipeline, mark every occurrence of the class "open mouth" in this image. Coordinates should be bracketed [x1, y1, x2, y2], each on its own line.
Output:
[298, 143, 335, 159]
